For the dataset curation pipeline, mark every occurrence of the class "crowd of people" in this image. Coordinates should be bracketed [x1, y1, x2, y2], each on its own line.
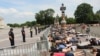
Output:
[8, 24, 100, 56]
[48, 24, 100, 56]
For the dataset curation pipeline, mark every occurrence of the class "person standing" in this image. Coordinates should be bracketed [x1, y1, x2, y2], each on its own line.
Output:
[21, 27, 26, 42]
[86, 26, 90, 35]
[30, 27, 33, 37]
[8, 28, 15, 47]
[34, 26, 38, 35]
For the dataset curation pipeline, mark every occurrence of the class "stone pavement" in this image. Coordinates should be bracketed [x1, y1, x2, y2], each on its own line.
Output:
[0, 28, 46, 49]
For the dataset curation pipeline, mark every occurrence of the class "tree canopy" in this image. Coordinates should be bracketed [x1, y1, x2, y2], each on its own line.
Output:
[67, 18, 76, 24]
[96, 10, 100, 15]
[35, 8, 55, 25]
[94, 10, 100, 23]
[7, 21, 36, 27]
[7, 3, 100, 27]
[74, 3, 94, 24]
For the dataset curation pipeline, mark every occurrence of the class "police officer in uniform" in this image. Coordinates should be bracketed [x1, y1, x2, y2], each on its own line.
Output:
[30, 27, 33, 37]
[8, 28, 15, 47]
[21, 27, 26, 42]
[34, 26, 37, 35]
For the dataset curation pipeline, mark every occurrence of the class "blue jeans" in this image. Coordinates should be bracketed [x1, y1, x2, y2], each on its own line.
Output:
[65, 52, 74, 56]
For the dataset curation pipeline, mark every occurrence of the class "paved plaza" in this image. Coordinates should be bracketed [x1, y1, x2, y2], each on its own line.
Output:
[0, 28, 42, 49]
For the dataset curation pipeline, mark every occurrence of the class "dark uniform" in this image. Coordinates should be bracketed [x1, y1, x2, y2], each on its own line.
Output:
[34, 27, 37, 35]
[30, 27, 33, 37]
[21, 27, 26, 42]
[8, 28, 15, 46]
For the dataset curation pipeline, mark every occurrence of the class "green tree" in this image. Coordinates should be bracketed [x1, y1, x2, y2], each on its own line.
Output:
[94, 10, 100, 23]
[31, 21, 37, 26]
[35, 8, 55, 25]
[96, 10, 100, 15]
[23, 21, 37, 27]
[7, 24, 13, 27]
[13, 23, 20, 27]
[20, 23, 26, 27]
[25, 21, 32, 27]
[35, 10, 45, 25]
[7, 23, 20, 27]
[7, 21, 37, 27]
[67, 18, 76, 24]
[74, 3, 94, 23]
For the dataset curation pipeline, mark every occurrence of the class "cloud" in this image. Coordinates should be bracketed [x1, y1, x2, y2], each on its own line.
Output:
[85, 0, 100, 13]
[0, 0, 26, 5]
[0, 0, 99, 23]
[0, 8, 35, 24]
[55, 0, 100, 17]
[0, 8, 18, 14]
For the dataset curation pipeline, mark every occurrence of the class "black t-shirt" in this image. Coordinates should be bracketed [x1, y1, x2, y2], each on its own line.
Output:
[9, 31, 14, 38]
[21, 29, 25, 35]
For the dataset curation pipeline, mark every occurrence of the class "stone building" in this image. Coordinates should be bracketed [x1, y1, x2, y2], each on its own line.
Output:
[0, 17, 8, 28]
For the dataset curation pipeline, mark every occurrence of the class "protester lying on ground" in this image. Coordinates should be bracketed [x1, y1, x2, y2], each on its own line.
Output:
[49, 25, 88, 56]
[90, 38, 100, 46]
[91, 48, 100, 56]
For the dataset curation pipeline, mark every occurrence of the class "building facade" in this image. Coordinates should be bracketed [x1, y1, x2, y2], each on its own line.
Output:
[0, 17, 8, 28]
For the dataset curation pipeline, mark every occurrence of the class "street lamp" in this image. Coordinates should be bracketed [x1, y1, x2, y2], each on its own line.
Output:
[60, 3, 67, 30]
[60, 3, 66, 17]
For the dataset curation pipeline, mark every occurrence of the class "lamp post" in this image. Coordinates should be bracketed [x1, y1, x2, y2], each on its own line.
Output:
[60, 3, 67, 30]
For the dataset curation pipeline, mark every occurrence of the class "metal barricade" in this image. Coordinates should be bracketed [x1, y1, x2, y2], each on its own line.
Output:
[0, 27, 50, 56]
[0, 40, 49, 56]
[40, 27, 51, 50]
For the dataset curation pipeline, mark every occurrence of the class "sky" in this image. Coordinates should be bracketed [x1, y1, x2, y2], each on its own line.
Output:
[0, 0, 100, 24]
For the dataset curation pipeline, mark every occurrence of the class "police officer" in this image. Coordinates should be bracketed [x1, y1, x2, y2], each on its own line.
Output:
[21, 27, 26, 42]
[30, 27, 33, 37]
[8, 28, 15, 47]
[34, 26, 37, 35]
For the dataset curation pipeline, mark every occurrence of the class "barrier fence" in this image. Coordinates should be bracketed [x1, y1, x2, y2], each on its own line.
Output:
[0, 27, 50, 56]
[0, 40, 49, 56]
